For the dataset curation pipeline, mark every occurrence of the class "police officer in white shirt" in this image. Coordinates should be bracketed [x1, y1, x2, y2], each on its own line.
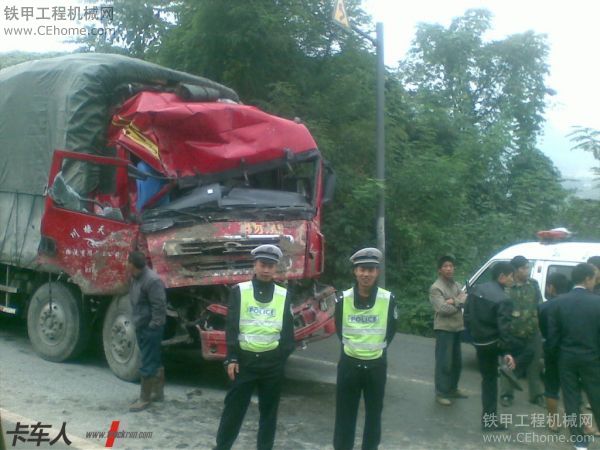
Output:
[333, 248, 398, 450]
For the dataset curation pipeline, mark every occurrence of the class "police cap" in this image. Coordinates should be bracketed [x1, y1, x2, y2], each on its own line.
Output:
[350, 247, 382, 267]
[251, 244, 283, 263]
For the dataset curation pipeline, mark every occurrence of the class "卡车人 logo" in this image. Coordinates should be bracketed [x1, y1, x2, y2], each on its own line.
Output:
[6, 421, 71, 447]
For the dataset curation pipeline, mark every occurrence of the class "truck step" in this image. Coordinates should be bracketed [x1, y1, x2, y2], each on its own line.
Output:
[0, 304, 17, 314]
[0, 283, 18, 294]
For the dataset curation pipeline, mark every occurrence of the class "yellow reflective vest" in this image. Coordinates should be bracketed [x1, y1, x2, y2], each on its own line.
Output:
[238, 280, 287, 352]
[342, 287, 391, 360]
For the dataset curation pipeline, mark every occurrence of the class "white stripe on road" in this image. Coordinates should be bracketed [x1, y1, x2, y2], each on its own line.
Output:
[0, 408, 105, 450]
[289, 354, 435, 387]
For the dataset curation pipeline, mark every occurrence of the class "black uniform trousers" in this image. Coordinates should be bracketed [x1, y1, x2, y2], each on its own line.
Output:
[474, 342, 500, 420]
[215, 350, 284, 450]
[542, 346, 560, 399]
[559, 352, 600, 446]
[334, 355, 387, 450]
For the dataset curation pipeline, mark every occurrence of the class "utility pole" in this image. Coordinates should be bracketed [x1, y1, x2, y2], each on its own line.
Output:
[375, 22, 385, 287]
[332, 0, 386, 286]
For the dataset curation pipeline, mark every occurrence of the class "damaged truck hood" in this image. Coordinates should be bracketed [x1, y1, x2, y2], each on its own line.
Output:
[108, 92, 318, 179]
[145, 220, 309, 288]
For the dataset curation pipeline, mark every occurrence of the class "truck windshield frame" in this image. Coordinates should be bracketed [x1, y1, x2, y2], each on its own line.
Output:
[140, 151, 321, 224]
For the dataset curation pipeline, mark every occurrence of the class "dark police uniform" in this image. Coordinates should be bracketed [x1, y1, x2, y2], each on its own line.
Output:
[214, 245, 295, 450]
[333, 248, 397, 450]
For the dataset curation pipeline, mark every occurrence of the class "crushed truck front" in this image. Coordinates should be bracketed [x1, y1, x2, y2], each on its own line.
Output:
[107, 91, 336, 365]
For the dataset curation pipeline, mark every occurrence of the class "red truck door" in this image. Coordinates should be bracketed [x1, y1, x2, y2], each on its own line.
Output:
[39, 150, 139, 295]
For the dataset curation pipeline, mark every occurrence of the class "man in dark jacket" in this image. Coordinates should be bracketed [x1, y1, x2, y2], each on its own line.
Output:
[127, 251, 167, 412]
[538, 272, 570, 431]
[464, 262, 516, 431]
[547, 263, 600, 449]
[214, 245, 295, 450]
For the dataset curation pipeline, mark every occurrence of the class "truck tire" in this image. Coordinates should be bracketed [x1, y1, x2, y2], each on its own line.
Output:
[102, 295, 141, 382]
[27, 282, 90, 362]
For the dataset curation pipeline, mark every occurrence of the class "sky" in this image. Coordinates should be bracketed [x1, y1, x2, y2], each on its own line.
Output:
[362, 0, 599, 179]
[0, 0, 598, 179]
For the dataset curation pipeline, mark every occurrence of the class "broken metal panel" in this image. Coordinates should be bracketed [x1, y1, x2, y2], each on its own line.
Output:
[197, 327, 227, 360]
[146, 220, 308, 288]
[37, 219, 137, 295]
[38, 198, 138, 295]
[109, 92, 317, 178]
[195, 286, 337, 361]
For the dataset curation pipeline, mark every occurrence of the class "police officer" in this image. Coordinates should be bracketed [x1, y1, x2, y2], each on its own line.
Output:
[333, 248, 397, 450]
[214, 244, 295, 450]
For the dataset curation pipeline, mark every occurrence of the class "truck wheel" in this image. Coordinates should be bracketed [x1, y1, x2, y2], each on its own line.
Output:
[102, 295, 141, 381]
[27, 282, 89, 362]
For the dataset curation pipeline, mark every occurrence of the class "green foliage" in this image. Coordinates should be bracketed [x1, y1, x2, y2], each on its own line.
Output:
[569, 126, 600, 160]
[559, 127, 600, 239]
[77, 0, 176, 59]
[568, 126, 600, 178]
[156, 0, 370, 103]
[556, 197, 600, 241]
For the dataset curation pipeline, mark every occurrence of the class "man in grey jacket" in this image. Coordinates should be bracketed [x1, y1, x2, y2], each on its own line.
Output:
[429, 254, 468, 405]
[128, 251, 167, 412]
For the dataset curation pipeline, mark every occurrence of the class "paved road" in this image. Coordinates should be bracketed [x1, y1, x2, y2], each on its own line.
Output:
[0, 315, 595, 449]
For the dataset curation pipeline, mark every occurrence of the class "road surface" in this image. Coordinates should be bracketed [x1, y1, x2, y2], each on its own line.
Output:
[0, 315, 594, 449]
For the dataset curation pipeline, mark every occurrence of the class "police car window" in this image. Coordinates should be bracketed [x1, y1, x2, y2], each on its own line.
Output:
[471, 261, 502, 286]
[547, 265, 574, 283]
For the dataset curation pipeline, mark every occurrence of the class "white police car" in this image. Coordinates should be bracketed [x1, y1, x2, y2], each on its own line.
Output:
[466, 228, 600, 301]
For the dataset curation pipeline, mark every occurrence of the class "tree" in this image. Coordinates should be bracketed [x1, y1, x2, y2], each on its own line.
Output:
[77, 0, 176, 59]
[156, 0, 370, 104]
[400, 9, 550, 153]
[568, 126, 600, 177]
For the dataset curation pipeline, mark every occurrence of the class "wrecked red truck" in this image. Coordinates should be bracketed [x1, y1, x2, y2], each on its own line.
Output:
[0, 54, 336, 380]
